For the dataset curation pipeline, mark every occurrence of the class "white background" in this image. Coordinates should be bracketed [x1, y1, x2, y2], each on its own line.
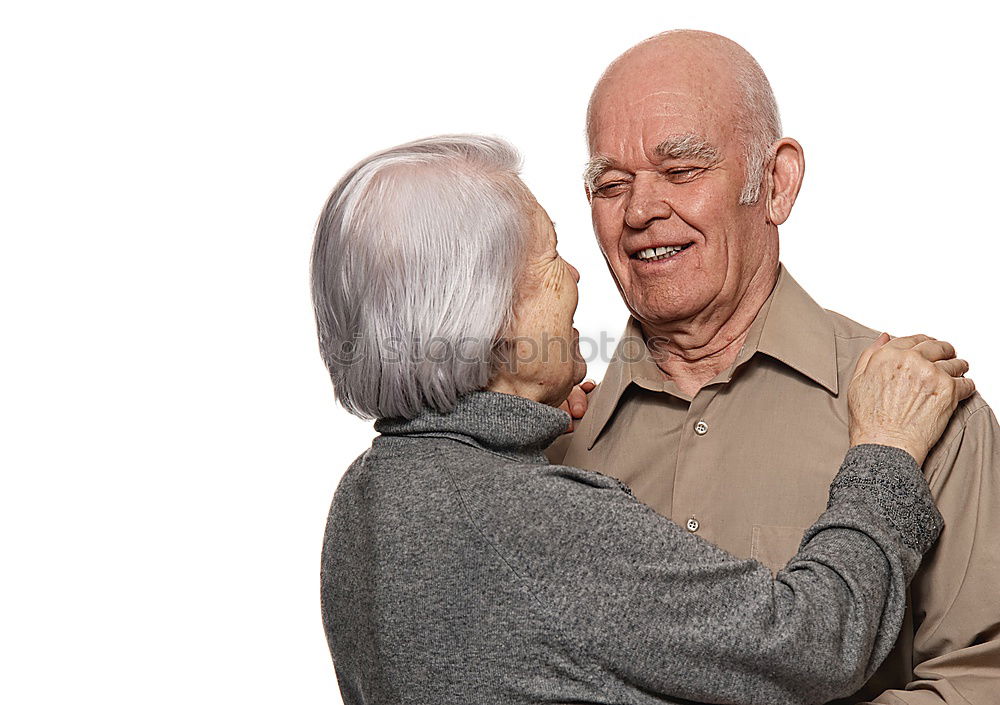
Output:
[2, 1, 997, 702]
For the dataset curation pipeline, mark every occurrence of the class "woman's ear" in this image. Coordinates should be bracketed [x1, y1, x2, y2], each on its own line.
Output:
[766, 138, 805, 226]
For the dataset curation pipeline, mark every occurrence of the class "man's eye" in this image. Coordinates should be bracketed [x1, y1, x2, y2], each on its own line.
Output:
[667, 167, 702, 181]
[595, 181, 629, 197]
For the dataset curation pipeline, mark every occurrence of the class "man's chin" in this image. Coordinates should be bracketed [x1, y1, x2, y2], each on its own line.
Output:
[631, 297, 710, 328]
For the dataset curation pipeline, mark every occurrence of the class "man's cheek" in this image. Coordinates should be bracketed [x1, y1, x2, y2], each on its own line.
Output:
[592, 225, 619, 258]
[593, 207, 626, 250]
[673, 191, 715, 223]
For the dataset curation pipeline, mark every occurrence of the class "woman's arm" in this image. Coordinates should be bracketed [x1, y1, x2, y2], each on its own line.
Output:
[484, 335, 969, 704]
[488, 443, 937, 705]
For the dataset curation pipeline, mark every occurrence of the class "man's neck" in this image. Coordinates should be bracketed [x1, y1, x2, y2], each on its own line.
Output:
[640, 266, 779, 397]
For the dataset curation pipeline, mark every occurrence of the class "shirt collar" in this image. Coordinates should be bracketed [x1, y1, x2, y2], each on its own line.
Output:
[374, 391, 569, 463]
[756, 266, 840, 396]
[581, 265, 839, 449]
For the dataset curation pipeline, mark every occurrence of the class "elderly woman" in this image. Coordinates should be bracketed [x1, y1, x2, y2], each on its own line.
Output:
[311, 136, 973, 705]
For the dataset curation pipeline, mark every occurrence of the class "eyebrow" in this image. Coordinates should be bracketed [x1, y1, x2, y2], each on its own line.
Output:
[654, 134, 720, 162]
[583, 134, 721, 191]
[582, 156, 613, 191]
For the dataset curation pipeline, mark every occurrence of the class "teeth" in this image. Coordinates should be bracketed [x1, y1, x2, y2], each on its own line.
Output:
[636, 245, 687, 261]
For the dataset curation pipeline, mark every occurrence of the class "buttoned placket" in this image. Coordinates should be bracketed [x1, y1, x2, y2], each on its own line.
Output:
[672, 382, 725, 538]
[583, 307, 771, 541]
[667, 341, 761, 543]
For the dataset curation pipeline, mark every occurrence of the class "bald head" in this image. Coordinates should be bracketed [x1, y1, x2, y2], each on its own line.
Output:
[587, 30, 781, 204]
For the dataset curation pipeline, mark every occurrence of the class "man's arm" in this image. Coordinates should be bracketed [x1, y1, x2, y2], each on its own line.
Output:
[867, 397, 1000, 704]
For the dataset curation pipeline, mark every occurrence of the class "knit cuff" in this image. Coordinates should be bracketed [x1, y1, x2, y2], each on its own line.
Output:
[828, 444, 943, 554]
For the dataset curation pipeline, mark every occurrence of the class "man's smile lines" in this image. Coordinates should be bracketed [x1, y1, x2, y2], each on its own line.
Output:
[634, 244, 692, 262]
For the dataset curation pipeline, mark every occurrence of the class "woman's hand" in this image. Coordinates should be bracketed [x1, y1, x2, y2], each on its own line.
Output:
[848, 333, 976, 465]
[558, 379, 597, 432]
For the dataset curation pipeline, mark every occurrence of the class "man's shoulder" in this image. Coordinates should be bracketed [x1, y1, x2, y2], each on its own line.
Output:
[814, 308, 881, 387]
[820, 306, 993, 417]
[822, 307, 881, 346]
[937, 391, 994, 451]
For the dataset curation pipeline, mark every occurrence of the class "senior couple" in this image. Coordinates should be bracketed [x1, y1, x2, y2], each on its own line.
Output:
[313, 31, 998, 705]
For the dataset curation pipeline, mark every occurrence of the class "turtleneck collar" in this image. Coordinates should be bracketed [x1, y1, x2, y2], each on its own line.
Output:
[374, 391, 569, 463]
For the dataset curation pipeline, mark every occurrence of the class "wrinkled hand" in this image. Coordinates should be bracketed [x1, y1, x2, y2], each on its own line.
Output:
[849, 333, 976, 465]
[558, 379, 597, 433]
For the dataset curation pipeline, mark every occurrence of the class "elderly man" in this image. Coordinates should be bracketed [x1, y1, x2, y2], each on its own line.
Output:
[549, 31, 999, 704]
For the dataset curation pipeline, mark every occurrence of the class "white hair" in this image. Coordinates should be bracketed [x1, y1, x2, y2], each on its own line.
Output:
[584, 135, 721, 192]
[310, 135, 531, 420]
[735, 58, 782, 206]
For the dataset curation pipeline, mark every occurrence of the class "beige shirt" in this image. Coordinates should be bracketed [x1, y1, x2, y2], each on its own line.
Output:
[548, 266, 999, 705]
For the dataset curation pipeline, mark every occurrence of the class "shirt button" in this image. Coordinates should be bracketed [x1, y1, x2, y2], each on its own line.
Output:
[694, 420, 709, 436]
[686, 518, 700, 532]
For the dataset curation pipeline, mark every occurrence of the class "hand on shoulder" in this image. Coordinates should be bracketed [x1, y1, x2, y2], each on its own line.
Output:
[849, 333, 975, 465]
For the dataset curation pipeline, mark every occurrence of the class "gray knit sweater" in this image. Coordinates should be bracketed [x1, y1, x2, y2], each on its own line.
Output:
[321, 391, 942, 705]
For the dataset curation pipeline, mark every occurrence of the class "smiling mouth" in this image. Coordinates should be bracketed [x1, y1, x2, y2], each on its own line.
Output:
[632, 243, 694, 262]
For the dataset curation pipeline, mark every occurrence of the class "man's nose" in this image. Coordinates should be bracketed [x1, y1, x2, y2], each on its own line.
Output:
[624, 172, 672, 230]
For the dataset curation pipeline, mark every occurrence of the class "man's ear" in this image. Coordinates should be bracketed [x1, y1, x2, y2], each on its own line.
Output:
[766, 137, 805, 225]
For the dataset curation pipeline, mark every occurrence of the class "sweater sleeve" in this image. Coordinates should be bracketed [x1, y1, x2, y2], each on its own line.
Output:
[498, 444, 942, 705]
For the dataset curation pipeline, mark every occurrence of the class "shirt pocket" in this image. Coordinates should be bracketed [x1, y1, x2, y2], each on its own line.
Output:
[751, 525, 809, 575]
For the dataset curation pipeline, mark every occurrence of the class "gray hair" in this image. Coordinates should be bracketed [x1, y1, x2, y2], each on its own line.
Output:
[734, 57, 782, 206]
[310, 135, 531, 420]
[584, 135, 722, 193]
